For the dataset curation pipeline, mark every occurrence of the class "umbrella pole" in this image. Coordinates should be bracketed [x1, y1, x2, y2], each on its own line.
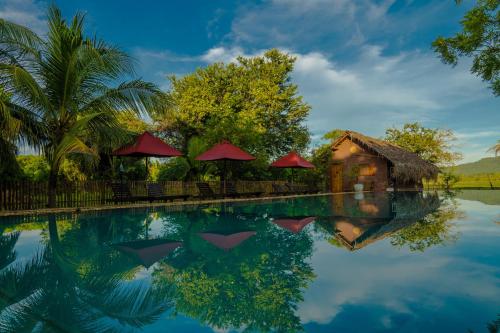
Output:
[221, 159, 227, 196]
[145, 157, 149, 180]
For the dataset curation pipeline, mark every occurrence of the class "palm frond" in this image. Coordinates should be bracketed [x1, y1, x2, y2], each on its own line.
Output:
[0, 231, 20, 270]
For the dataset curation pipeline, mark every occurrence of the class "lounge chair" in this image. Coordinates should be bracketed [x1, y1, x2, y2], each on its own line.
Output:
[110, 183, 148, 203]
[271, 183, 290, 196]
[284, 183, 303, 194]
[196, 182, 224, 199]
[225, 182, 263, 198]
[146, 183, 190, 202]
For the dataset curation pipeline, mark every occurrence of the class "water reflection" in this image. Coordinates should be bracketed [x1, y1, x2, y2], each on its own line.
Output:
[0, 191, 494, 332]
[315, 192, 460, 252]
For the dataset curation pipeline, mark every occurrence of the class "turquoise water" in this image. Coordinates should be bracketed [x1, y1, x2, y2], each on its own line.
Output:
[0, 191, 499, 332]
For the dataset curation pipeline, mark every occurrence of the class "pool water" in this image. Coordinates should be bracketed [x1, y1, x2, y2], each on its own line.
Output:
[0, 191, 499, 332]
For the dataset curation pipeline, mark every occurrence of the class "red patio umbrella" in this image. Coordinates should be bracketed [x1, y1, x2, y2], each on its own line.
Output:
[195, 140, 255, 193]
[112, 131, 183, 178]
[198, 231, 256, 251]
[113, 239, 183, 268]
[270, 151, 315, 182]
[273, 216, 316, 233]
[113, 131, 183, 157]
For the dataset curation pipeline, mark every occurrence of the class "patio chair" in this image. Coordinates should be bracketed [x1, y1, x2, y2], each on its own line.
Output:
[110, 183, 148, 203]
[271, 183, 290, 196]
[196, 182, 223, 199]
[146, 183, 190, 202]
[226, 182, 263, 198]
[285, 183, 308, 195]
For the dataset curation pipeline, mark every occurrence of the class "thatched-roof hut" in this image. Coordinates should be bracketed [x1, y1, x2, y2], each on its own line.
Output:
[330, 131, 439, 192]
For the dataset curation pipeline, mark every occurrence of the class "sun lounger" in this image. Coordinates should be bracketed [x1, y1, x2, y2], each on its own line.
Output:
[146, 183, 190, 202]
[225, 182, 263, 198]
[272, 183, 290, 196]
[110, 183, 148, 203]
[196, 182, 224, 199]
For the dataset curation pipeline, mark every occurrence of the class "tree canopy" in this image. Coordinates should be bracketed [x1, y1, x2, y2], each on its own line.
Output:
[432, 0, 500, 96]
[385, 122, 462, 167]
[154, 49, 311, 160]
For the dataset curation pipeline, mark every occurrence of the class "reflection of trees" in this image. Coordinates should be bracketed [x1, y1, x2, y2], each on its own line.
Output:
[0, 230, 19, 270]
[468, 314, 500, 333]
[0, 213, 171, 332]
[152, 209, 315, 332]
[390, 193, 463, 252]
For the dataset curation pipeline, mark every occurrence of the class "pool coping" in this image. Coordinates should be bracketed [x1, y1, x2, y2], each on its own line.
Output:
[0, 192, 346, 217]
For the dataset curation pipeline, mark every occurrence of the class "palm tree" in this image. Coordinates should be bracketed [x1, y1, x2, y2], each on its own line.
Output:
[0, 6, 161, 207]
[0, 215, 172, 332]
[489, 140, 500, 157]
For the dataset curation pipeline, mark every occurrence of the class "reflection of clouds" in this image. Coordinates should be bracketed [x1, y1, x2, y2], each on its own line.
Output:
[299, 236, 500, 326]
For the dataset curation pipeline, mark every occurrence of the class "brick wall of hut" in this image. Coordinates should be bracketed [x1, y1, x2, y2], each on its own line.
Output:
[330, 139, 389, 192]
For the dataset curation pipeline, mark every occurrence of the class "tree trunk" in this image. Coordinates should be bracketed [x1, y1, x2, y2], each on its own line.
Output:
[48, 167, 58, 208]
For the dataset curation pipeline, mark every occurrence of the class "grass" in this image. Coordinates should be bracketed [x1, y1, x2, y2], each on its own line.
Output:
[425, 173, 500, 189]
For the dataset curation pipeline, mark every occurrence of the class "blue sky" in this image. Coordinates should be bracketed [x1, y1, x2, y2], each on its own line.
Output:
[1, 0, 498, 163]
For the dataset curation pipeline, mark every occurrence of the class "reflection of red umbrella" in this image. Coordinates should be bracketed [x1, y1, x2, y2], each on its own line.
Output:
[113, 131, 183, 157]
[273, 216, 316, 233]
[195, 140, 256, 194]
[199, 231, 256, 251]
[114, 239, 183, 268]
[270, 151, 314, 182]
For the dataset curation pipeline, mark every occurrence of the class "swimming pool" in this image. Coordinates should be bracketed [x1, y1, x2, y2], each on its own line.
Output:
[0, 191, 498, 332]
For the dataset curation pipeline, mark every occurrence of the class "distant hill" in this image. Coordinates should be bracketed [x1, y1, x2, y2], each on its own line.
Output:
[447, 157, 500, 175]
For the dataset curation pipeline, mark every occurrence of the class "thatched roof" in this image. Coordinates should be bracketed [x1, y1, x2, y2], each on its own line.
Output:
[332, 131, 439, 182]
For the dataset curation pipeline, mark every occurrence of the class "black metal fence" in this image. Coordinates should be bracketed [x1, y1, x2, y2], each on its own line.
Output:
[0, 180, 308, 211]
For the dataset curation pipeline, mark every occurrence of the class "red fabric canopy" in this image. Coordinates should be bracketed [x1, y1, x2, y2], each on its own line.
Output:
[195, 140, 255, 161]
[270, 151, 315, 168]
[273, 217, 316, 234]
[113, 132, 183, 157]
[199, 231, 256, 251]
[114, 239, 183, 268]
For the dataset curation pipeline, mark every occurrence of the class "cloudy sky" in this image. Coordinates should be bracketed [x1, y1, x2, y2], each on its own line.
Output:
[1, 0, 498, 162]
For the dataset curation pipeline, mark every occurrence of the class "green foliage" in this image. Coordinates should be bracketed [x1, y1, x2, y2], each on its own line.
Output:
[157, 136, 217, 181]
[16, 155, 49, 181]
[154, 49, 311, 162]
[0, 5, 162, 205]
[390, 196, 462, 252]
[432, 0, 499, 96]
[16, 155, 87, 181]
[441, 170, 461, 190]
[385, 122, 462, 167]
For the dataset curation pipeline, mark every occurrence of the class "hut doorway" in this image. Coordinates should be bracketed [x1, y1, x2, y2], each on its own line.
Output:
[331, 164, 343, 193]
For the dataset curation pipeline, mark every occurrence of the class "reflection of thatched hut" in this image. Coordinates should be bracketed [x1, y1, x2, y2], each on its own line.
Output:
[329, 131, 439, 192]
[320, 192, 440, 251]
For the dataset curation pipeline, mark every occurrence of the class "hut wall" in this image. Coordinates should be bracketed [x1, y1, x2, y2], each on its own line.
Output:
[331, 139, 389, 192]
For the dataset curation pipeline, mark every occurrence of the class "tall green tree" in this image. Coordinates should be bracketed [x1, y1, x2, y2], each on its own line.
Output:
[432, 0, 499, 96]
[385, 122, 462, 167]
[0, 6, 161, 206]
[154, 49, 311, 161]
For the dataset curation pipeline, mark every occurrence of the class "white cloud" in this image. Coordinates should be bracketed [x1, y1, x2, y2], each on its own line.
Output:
[298, 238, 500, 326]
[0, 0, 47, 35]
[200, 46, 245, 63]
[141, 44, 497, 162]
